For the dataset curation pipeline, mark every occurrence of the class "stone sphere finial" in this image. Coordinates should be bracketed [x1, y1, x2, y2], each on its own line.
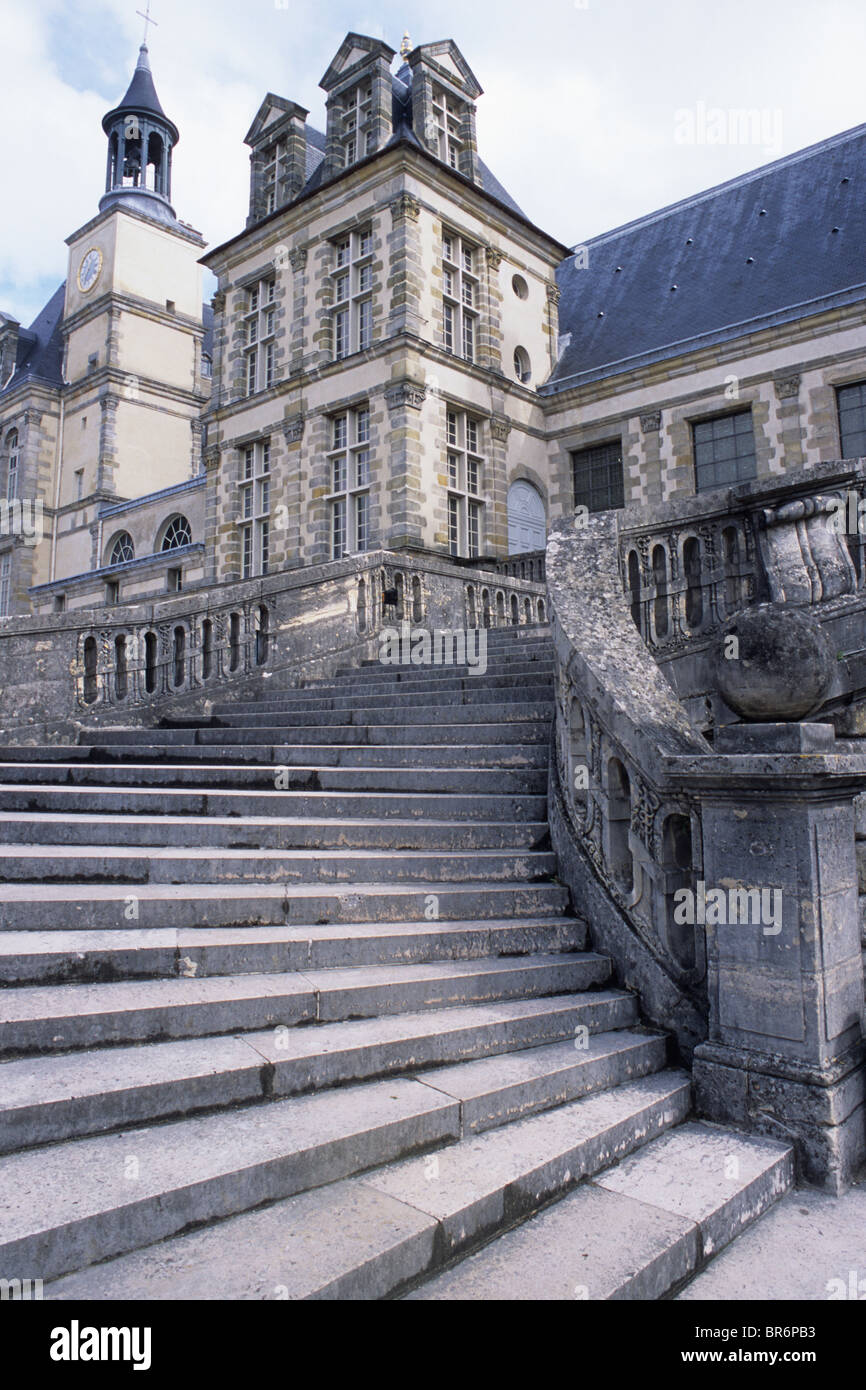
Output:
[712, 603, 836, 721]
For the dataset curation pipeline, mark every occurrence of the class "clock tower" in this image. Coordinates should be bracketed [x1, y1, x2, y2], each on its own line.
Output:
[60, 40, 207, 548]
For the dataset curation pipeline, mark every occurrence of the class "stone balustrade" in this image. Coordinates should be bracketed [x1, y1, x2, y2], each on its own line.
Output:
[546, 474, 866, 1191]
[0, 548, 545, 743]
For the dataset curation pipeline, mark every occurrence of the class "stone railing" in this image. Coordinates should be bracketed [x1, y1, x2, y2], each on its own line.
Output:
[616, 460, 866, 734]
[491, 550, 546, 584]
[0, 549, 545, 743]
[547, 493, 866, 1191]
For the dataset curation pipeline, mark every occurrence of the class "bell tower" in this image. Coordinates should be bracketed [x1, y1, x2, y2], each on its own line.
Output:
[99, 43, 180, 225]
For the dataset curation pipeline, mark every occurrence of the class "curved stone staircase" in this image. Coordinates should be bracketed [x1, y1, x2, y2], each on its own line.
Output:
[0, 626, 792, 1299]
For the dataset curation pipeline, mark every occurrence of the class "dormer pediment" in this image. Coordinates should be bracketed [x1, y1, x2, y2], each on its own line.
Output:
[244, 94, 309, 148]
[320, 32, 396, 92]
[408, 40, 483, 99]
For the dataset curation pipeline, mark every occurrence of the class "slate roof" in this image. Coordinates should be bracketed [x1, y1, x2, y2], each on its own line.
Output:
[0, 288, 215, 397]
[0, 284, 65, 396]
[104, 44, 169, 125]
[546, 122, 866, 394]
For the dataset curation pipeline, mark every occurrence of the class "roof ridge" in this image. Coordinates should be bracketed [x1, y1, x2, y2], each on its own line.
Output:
[574, 120, 866, 249]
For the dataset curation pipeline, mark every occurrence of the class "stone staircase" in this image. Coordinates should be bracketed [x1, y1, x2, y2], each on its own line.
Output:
[0, 625, 793, 1300]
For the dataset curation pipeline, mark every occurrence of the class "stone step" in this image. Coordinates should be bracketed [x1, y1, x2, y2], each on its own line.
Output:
[74, 721, 551, 748]
[323, 658, 555, 686]
[0, 845, 559, 886]
[0, 743, 549, 769]
[0, 953, 607, 1055]
[357, 644, 554, 669]
[0, 916, 586, 985]
[217, 669, 556, 707]
[0, 812, 549, 852]
[0, 880, 571, 931]
[0, 787, 548, 822]
[0, 1004, 647, 1149]
[0, 762, 545, 796]
[36, 1070, 689, 1294]
[196, 700, 555, 729]
[202, 683, 553, 716]
[0, 761, 542, 795]
[406, 1123, 794, 1301]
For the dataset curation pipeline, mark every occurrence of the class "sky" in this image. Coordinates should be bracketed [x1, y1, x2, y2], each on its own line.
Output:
[2, 0, 866, 326]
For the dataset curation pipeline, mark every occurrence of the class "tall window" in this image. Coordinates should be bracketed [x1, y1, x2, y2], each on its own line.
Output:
[243, 277, 276, 395]
[0, 553, 10, 616]
[328, 406, 371, 558]
[442, 232, 477, 363]
[239, 440, 271, 579]
[341, 81, 373, 167]
[331, 226, 374, 360]
[837, 381, 866, 459]
[445, 409, 484, 558]
[571, 440, 625, 514]
[5, 430, 18, 501]
[431, 85, 464, 169]
[692, 410, 756, 492]
[262, 141, 282, 215]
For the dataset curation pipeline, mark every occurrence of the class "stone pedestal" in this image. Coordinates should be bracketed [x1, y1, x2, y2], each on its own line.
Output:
[690, 723, 866, 1191]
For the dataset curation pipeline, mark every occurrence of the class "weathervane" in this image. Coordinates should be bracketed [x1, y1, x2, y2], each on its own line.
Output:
[136, 1, 158, 45]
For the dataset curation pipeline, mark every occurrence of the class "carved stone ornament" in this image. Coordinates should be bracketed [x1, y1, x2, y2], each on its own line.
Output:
[281, 414, 305, 443]
[390, 193, 420, 223]
[385, 381, 426, 412]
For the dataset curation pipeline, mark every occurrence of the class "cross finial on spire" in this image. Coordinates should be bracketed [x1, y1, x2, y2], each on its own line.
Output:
[400, 30, 412, 58]
[136, 1, 157, 45]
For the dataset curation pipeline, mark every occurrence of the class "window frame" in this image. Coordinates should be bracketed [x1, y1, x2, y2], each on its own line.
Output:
[327, 406, 373, 558]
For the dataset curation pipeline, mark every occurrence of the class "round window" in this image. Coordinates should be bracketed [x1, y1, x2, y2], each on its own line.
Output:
[512, 274, 529, 299]
[513, 346, 531, 384]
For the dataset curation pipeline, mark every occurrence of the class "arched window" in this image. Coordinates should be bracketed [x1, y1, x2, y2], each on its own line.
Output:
[683, 536, 703, 629]
[607, 757, 633, 893]
[159, 515, 192, 552]
[627, 550, 641, 632]
[5, 430, 18, 501]
[108, 531, 135, 567]
[652, 545, 668, 639]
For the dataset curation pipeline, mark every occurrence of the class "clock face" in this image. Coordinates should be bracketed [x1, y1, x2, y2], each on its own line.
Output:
[77, 248, 102, 292]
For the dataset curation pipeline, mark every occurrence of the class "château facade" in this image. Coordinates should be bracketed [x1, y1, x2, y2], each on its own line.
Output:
[2, 29, 866, 617]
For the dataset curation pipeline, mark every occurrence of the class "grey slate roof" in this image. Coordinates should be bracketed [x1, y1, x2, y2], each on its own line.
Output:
[107, 44, 169, 122]
[0, 287, 215, 397]
[546, 122, 866, 393]
[0, 283, 65, 396]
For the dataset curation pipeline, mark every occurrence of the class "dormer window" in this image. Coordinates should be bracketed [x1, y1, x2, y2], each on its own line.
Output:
[342, 82, 373, 167]
[431, 85, 465, 170]
[263, 141, 281, 215]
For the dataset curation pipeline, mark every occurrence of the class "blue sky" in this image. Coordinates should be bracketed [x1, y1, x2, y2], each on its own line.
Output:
[3, 0, 866, 325]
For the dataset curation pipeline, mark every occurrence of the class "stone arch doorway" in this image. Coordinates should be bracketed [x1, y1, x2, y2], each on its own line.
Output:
[507, 480, 546, 554]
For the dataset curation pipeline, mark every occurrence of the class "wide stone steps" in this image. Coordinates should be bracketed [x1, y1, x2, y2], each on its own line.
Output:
[0, 1001, 647, 1150]
[229, 671, 555, 707]
[0, 916, 586, 985]
[0, 786, 548, 821]
[198, 685, 553, 717]
[0, 743, 550, 769]
[0, 880, 571, 930]
[406, 1124, 794, 1302]
[0, 623, 792, 1299]
[0, 762, 545, 795]
[0, 953, 610, 1056]
[77, 721, 551, 746]
[0, 844, 558, 885]
[4, 1070, 691, 1287]
[0, 812, 549, 850]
